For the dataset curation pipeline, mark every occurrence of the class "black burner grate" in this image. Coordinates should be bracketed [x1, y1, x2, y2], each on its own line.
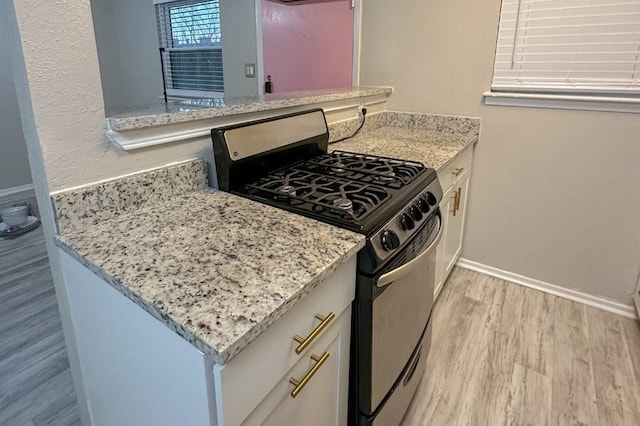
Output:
[298, 151, 425, 189]
[244, 169, 390, 222]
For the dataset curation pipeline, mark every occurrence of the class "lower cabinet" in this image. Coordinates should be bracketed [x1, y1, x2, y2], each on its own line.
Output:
[434, 146, 474, 299]
[242, 308, 351, 426]
[441, 171, 470, 278]
[60, 248, 356, 426]
[213, 256, 356, 426]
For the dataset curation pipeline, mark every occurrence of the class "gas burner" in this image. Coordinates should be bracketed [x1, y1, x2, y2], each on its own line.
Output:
[332, 198, 353, 210]
[278, 185, 297, 196]
[331, 162, 347, 173]
[376, 171, 397, 182]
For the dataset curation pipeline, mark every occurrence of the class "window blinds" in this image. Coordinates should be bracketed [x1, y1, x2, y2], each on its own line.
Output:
[156, 0, 224, 94]
[491, 0, 640, 95]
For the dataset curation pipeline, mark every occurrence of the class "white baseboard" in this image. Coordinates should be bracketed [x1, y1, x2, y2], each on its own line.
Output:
[0, 183, 34, 199]
[457, 258, 638, 320]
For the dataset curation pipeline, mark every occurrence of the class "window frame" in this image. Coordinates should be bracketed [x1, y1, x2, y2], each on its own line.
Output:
[155, 0, 224, 99]
[485, 0, 640, 113]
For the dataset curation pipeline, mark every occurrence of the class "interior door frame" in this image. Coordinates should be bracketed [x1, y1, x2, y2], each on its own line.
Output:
[254, 0, 265, 94]
[352, 0, 362, 86]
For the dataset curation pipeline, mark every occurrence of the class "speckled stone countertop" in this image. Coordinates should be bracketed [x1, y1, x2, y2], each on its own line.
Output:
[107, 87, 392, 132]
[53, 161, 364, 364]
[329, 111, 480, 172]
[54, 111, 478, 365]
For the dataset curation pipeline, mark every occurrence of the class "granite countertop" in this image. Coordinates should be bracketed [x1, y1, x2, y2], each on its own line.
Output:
[53, 111, 479, 365]
[53, 163, 364, 365]
[107, 87, 392, 132]
[329, 112, 480, 172]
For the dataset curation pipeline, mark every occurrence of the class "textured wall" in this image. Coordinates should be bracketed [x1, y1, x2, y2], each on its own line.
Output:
[261, 0, 354, 92]
[11, 0, 212, 192]
[360, 0, 640, 305]
[0, 24, 32, 191]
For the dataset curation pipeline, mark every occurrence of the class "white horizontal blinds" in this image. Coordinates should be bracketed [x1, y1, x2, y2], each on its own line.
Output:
[156, 0, 224, 93]
[492, 0, 640, 94]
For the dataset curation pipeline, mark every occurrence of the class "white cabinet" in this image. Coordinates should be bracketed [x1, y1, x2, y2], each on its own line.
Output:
[213, 256, 356, 426]
[60, 248, 356, 426]
[242, 308, 351, 426]
[434, 147, 473, 299]
[442, 171, 470, 277]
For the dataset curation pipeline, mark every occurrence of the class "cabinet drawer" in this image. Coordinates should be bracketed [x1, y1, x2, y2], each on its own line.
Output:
[242, 307, 351, 426]
[438, 146, 473, 194]
[213, 257, 356, 426]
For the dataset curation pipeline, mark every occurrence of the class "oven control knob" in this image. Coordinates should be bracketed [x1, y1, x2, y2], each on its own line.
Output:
[425, 191, 438, 206]
[409, 205, 423, 222]
[417, 197, 430, 214]
[400, 213, 415, 231]
[380, 230, 400, 251]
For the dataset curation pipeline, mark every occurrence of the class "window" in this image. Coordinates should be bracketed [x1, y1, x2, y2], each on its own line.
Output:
[487, 0, 640, 111]
[155, 0, 224, 97]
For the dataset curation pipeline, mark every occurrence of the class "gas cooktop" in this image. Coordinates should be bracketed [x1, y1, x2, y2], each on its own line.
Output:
[239, 150, 434, 234]
[212, 108, 439, 235]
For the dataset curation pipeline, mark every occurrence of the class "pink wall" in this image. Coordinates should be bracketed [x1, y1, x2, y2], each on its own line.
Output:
[261, 0, 354, 93]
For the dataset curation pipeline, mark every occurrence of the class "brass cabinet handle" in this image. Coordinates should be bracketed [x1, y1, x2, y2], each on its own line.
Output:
[293, 312, 335, 354]
[455, 187, 462, 212]
[452, 167, 464, 177]
[289, 352, 330, 398]
[450, 190, 459, 217]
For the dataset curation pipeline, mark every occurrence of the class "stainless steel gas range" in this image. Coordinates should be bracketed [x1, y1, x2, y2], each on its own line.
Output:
[212, 109, 443, 425]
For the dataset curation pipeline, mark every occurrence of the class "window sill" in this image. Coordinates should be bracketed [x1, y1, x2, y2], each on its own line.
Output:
[483, 91, 640, 114]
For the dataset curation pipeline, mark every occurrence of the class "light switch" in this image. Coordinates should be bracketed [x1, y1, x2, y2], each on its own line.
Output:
[245, 63, 256, 78]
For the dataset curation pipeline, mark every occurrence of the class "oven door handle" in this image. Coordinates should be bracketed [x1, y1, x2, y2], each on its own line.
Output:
[376, 215, 443, 288]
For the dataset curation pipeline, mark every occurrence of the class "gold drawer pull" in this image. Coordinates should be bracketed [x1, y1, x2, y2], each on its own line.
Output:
[289, 352, 330, 398]
[452, 167, 464, 176]
[450, 190, 460, 217]
[293, 312, 335, 354]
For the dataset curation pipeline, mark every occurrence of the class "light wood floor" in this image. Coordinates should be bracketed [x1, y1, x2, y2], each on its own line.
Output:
[0, 227, 80, 425]
[403, 267, 640, 426]
[3, 221, 639, 426]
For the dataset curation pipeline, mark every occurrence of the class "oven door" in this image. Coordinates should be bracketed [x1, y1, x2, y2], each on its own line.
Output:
[369, 213, 442, 414]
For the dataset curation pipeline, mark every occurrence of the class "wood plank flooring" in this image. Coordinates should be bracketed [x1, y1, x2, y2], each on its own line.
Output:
[2, 217, 639, 426]
[403, 267, 640, 426]
[0, 226, 80, 426]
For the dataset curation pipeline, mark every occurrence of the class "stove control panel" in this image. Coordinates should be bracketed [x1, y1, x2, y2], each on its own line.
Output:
[370, 179, 444, 261]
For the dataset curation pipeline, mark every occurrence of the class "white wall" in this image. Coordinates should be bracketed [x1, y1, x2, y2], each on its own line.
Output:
[90, 0, 126, 110]
[360, 0, 640, 306]
[112, 0, 165, 107]
[219, 0, 259, 98]
[0, 24, 32, 191]
[91, 0, 164, 110]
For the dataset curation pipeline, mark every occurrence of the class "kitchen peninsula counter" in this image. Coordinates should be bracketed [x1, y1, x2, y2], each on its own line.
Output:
[107, 87, 392, 132]
[53, 111, 479, 366]
[52, 160, 364, 364]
